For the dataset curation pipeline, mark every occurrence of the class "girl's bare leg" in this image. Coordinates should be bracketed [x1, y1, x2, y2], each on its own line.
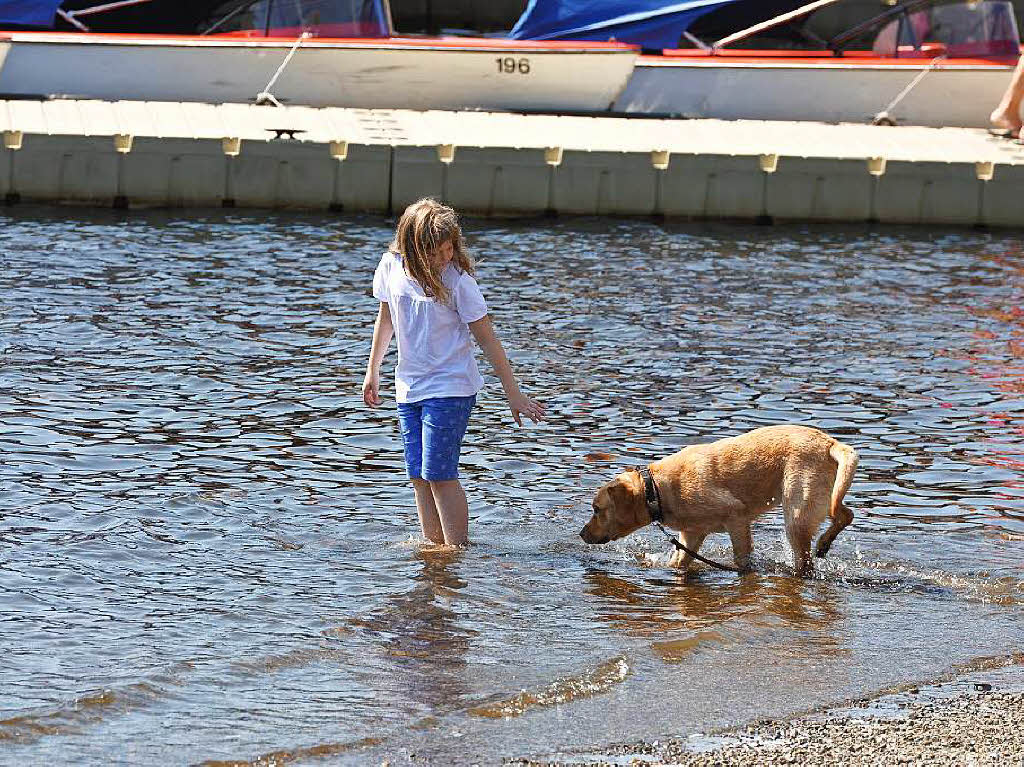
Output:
[991, 56, 1024, 133]
[429, 479, 469, 546]
[411, 478, 445, 544]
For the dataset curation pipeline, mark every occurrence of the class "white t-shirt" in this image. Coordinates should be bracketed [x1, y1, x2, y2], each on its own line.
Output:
[372, 251, 488, 404]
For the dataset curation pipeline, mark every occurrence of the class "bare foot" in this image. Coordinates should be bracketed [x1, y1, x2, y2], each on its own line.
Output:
[989, 106, 1021, 136]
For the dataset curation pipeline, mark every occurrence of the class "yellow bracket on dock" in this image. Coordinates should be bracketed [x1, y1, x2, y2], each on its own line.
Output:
[4, 130, 23, 151]
[437, 144, 456, 164]
[330, 140, 348, 161]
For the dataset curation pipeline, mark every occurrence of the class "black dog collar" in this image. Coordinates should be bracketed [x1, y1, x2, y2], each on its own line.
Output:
[635, 465, 663, 523]
[634, 465, 743, 573]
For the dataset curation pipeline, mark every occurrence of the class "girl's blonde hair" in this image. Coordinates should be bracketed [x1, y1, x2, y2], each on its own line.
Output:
[390, 198, 473, 305]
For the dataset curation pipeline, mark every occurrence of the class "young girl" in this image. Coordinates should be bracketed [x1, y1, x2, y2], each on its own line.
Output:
[362, 198, 545, 546]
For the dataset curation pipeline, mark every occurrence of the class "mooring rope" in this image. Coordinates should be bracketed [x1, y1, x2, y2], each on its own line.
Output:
[256, 31, 312, 107]
[872, 54, 947, 126]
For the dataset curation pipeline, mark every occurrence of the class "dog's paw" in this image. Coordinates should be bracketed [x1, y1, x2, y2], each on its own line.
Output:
[666, 551, 687, 569]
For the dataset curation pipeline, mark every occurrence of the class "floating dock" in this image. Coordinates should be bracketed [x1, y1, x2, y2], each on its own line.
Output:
[3, 99, 1024, 226]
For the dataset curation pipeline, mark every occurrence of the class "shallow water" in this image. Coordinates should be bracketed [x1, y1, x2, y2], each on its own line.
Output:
[0, 207, 1021, 765]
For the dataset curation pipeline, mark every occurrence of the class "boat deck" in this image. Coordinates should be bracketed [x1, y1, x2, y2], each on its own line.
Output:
[2, 99, 1024, 226]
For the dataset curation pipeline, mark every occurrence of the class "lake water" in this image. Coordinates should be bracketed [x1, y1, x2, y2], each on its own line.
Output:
[1, 207, 1022, 765]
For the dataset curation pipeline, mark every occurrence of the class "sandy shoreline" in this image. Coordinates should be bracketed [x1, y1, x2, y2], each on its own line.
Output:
[511, 668, 1024, 767]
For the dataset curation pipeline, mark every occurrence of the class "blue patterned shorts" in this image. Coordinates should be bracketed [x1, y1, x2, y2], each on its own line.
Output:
[396, 395, 475, 481]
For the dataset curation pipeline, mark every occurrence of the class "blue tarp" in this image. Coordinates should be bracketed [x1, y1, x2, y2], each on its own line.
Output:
[509, 0, 739, 49]
[0, 0, 63, 27]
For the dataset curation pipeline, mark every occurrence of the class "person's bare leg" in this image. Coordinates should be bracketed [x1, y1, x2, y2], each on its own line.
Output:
[429, 479, 469, 545]
[411, 478, 445, 544]
[991, 56, 1024, 134]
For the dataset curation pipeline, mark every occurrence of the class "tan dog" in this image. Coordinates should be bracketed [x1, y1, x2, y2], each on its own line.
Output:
[580, 425, 858, 575]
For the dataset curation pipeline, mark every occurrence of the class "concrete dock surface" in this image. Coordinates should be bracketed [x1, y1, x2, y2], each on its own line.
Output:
[3, 99, 1024, 226]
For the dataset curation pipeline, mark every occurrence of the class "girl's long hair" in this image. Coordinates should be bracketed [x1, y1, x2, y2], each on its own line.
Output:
[390, 198, 474, 305]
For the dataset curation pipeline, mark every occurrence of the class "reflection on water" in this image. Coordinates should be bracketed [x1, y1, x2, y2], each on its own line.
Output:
[585, 568, 843, 637]
[0, 207, 1022, 764]
[349, 547, 475, 716]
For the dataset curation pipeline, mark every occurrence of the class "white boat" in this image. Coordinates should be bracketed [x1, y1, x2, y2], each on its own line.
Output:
[511, 0, 1022, 128]
[0, 1, 638, 112]
[614, 52, 1015, 128]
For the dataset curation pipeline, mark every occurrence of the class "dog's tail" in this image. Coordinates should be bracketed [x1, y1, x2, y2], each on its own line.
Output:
[828, 441, 859, 519]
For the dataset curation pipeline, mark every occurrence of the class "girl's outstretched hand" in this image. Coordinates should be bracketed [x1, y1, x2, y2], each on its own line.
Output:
[362, 369, 382, 408]
[507, 389, 545, 426]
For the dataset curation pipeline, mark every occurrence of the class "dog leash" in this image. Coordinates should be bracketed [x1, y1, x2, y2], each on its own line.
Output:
[634, 466, 744, 574]
[651, 520, 744, 573]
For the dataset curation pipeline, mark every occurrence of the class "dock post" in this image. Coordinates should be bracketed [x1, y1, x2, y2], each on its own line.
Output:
[916, 180, 934, 223]
[386, 145, 395, 216]
[222, 137, 241, 208]
[866, 157, 887, 223]
[487, 166, 503, 217]
[650, 150, 670, 220]
[113, 133, 134, 208]
[702, 172, 716, 218]
[544, 147, 563, 217]
[974, 161, 995, 229]
[328, 140, 348, 212]
[437, 144, 456, 203]
[3, 130, 22, 205]
[757, 154, 778, 225]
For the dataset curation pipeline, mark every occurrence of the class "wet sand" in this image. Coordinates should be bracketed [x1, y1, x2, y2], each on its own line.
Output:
[513, 670, 1024, 767]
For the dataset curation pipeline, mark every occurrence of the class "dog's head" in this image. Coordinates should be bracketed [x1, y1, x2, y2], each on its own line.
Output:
[580, 471, 649, 545]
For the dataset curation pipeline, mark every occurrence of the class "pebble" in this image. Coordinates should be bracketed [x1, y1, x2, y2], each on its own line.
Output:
[509, 689, 1024, 767]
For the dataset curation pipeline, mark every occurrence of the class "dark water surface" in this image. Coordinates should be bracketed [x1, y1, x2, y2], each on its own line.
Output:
[1, 207, 1022, 765]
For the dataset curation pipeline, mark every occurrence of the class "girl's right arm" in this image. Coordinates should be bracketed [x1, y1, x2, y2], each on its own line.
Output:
[469, 314, 545, 427]
[363, 302, 394, 408]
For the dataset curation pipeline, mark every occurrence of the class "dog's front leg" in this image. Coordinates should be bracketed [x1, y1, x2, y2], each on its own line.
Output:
[668, 530, 706, 571]
[726, 521, 754, 573]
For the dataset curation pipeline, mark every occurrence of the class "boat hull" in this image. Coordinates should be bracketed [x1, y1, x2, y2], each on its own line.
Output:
[615, 56, 1017, 127]
[0, 33, 637, 112]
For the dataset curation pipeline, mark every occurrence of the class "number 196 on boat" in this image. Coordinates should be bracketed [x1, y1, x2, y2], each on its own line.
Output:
[496, 57, 531, 74]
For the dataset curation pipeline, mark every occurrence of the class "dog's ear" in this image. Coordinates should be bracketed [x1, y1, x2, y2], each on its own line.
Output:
[589, 473, 648, 541]
[606, 474, 639, 509]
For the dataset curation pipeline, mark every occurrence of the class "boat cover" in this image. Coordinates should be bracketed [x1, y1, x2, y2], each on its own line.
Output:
[0, 0, 63, 26]
[509, 0, 738, 49]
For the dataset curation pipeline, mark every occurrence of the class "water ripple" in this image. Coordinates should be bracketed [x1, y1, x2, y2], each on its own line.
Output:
[0, 209, 1022, 763]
